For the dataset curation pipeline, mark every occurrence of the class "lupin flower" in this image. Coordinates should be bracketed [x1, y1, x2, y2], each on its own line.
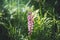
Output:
[27, 12, 34, 35]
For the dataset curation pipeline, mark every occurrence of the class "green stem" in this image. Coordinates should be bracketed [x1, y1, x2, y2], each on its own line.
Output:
[39, 0, 42, 19]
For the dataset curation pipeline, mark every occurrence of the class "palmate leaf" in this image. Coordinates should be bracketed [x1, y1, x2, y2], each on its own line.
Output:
[32, 9, 39, 19]
[9, 7, 17, 14]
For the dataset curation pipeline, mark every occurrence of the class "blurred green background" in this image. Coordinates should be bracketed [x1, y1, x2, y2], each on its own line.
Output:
[0, 0, 60, 40]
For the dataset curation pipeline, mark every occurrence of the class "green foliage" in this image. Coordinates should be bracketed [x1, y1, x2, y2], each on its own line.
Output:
[0, 0, 60, 40]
